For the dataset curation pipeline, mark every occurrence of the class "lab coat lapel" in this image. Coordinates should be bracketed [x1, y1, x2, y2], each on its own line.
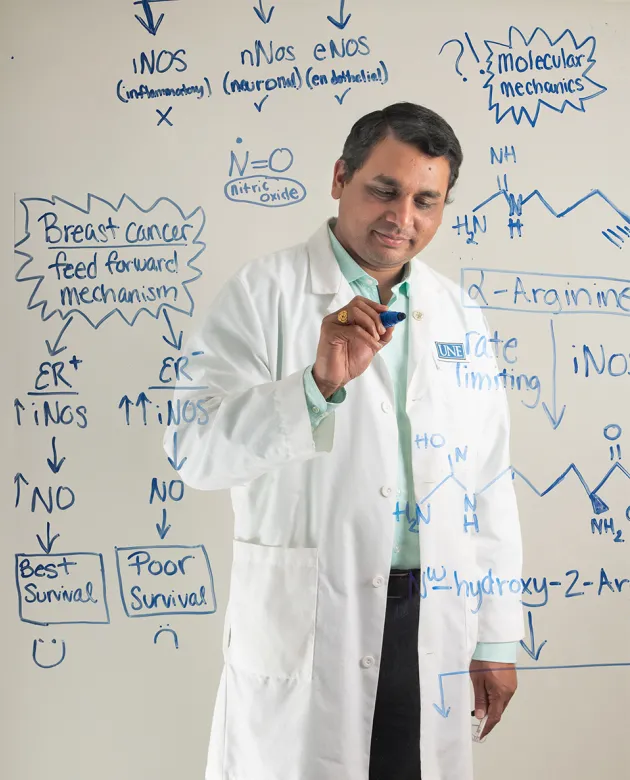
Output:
[307, 221, 343, 299]
[406, 258, 445, 405]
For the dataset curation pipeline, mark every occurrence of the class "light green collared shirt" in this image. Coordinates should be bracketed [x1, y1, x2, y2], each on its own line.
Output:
[302, 223, 517, 663]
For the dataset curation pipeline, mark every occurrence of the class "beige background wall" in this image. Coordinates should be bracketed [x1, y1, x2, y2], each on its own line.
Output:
[1, 1, 629, 778]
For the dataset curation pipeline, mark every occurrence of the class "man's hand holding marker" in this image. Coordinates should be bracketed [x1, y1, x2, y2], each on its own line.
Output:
[312, 294, 406, 399]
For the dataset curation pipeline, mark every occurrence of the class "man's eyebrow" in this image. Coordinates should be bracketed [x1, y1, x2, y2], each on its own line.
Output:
[371, 174, 442, 199]
[372, 175, 400, 188]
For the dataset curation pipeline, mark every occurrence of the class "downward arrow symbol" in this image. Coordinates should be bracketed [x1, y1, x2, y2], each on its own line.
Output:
[47, 437, 66, 474]
[156, 508, 172, 539]
[36, 521, 60, 554]
[162, 309, 183, 351]
[327, 0, 351, 29]
[253, 0, 275, 24]
[134, 0, 167, 35]
[167, 431, 187, 471]
[45, 317, 73, 357]
[520, 610, 548, 661]
[541, 319, 566, 430]
[432, 674, 451, 718]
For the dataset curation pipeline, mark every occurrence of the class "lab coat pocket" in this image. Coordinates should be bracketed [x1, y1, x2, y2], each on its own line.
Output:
[227, 539, 318, 682]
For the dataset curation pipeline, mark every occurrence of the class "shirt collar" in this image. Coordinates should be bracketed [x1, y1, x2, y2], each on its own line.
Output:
[327, 219, 410, 296]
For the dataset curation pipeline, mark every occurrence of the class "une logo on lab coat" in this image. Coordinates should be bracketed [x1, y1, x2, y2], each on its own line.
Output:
[435, 342, 466, 361]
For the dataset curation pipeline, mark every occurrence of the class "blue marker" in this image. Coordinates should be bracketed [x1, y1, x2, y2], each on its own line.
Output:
[380, 311, 406, 328]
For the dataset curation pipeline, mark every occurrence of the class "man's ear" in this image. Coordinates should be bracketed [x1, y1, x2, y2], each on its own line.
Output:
[331, 159, 348, 200]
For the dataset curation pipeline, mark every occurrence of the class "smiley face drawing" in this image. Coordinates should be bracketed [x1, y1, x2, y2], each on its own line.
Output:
[32, 637, 66, 668]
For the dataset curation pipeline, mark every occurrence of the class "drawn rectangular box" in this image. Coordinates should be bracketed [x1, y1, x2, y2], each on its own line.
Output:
[15, 551, 110, 626]
[115, 544, 217, 618]
[461, 268, 630, 316]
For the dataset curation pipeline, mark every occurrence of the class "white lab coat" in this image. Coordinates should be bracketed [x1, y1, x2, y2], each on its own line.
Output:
[164, 221, 524, 780]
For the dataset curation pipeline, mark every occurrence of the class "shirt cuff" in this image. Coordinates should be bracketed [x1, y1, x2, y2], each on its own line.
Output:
[303, 365, 346, 430]
[472, 642, 518, 664]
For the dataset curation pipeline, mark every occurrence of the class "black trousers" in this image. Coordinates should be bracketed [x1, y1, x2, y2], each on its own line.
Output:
[369, 569, 421, 780]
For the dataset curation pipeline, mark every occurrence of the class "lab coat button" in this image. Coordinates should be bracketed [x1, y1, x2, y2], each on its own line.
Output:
[380, 486, 392, 497]
[381, 401, 391, 413]
[360, 655, 375, 669]
[372, 575, 385, 588]
[412, 310, 424, 321]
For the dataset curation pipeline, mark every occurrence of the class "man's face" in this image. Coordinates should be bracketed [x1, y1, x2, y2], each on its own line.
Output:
[331, 134, 452, 270]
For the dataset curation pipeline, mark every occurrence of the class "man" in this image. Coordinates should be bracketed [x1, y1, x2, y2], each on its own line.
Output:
[164, 102, 524, 780]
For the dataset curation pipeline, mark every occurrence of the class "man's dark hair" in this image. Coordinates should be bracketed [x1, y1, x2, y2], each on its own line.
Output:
[339, 102, 463, 201]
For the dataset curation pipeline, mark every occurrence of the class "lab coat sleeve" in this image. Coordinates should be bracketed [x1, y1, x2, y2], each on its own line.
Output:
[303, 365, 347, 431]
[473, 316, 525, 644]
[472, 641, 518, 663]
[163, 274, 336, 490]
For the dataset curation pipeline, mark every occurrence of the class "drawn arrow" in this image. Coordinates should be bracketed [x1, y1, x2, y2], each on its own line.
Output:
[434, 661, 630, 718]
[14, 472, 29, 507]
[253, 0, 275, 24]
[167, 431, 187, 471]
[432, 673, 451, 718]
[14, 398, 25, 425]
[136, 392, 153, 425]
[36, 521, 61, 554]
[156, 508, 172, 539]
[327, 0, 351, 29]
[46, 437, 66, 474]
[45, 317, 73, 357]
[118, 395, 134, 425]
[519, 610, 548, 661]
[541, 319, 566, 430]
[162, 309, 183, 351]
[134, 0, 168, 36]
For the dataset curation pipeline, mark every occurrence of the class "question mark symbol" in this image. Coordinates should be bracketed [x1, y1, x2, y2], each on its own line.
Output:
[439, 38, 467, 82]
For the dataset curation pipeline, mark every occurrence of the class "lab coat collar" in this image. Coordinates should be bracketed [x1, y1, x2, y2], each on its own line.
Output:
[307, 220, 345, 297]
[306, 219, 444, 309]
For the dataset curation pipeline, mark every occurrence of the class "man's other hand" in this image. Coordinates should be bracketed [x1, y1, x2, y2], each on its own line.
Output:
[469, 660, 517, 739]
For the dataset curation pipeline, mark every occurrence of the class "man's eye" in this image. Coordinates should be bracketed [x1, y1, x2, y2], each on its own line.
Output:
[372, 188, 394, 199]
[415, 200, 433, 210]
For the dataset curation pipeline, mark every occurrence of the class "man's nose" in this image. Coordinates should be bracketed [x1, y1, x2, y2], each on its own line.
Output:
[387, 197, 414, 232]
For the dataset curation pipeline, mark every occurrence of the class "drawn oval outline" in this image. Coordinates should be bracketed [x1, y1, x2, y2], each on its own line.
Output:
[224, 175, 307, 208]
